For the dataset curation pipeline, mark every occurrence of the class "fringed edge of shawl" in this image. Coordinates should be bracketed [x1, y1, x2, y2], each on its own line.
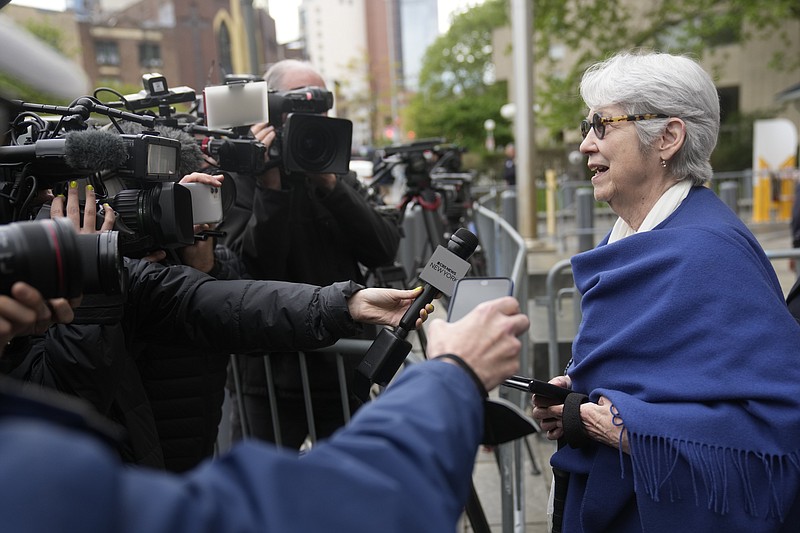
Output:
[627, 433, 800, 522]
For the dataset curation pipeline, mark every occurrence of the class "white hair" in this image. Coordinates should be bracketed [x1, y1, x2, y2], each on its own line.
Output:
[263, 60, 321, 91]
[580, 51, 720, 185]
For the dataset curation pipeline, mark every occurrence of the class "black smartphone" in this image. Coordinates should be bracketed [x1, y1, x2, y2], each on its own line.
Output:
[447, 277, 514, 322]
[504, 375, 571, 402]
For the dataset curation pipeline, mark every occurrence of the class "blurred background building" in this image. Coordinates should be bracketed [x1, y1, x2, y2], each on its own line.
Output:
[1, 0, 797, 161]
[0, 0, 444, 149]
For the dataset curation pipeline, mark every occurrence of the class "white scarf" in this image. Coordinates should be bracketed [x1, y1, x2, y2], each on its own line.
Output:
[608, 180, 692, 243]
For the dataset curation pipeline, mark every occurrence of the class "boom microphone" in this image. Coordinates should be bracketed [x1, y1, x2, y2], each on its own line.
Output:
[63, 129, 129, 171]
[0, 129, 128, 175]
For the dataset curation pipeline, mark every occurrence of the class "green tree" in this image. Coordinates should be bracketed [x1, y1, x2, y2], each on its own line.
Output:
[22, 19, 66, 54]
[409, 0, 799, 158]
[533, 0, 800, 139]
[404, 0, 510, 153]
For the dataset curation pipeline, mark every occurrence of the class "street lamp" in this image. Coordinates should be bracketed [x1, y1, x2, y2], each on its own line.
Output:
[484, 118, 496, 151]
[500, 103, 516, 121]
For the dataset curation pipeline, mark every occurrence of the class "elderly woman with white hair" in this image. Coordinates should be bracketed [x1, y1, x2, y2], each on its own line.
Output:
[532, 50, 800, 532]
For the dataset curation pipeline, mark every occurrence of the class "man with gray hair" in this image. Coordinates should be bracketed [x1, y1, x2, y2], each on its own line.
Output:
[220, 60, 401, 449]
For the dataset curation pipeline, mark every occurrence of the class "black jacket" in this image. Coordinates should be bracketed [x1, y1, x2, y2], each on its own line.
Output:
[2, 257, 364, 466]
[131, 245, 246, 472]
[219, 171, 401, 395]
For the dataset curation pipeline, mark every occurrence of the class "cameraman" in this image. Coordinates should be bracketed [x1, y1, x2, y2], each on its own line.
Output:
[219, 59, 402, 448]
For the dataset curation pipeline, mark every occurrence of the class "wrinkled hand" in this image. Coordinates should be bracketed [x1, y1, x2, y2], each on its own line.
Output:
[347, 287, 433, 328]
[426, 296, 530, 391]
[532, 377, 630, 453]
[531, 375, 572, 441]
[0, 282, 75, 356]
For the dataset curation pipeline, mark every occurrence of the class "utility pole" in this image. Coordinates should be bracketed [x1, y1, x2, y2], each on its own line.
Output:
[510, 0, 538, 242]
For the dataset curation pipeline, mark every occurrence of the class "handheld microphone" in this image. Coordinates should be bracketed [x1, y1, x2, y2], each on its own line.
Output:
[353, 228, 479, 402]
[396, 227, 479, 336]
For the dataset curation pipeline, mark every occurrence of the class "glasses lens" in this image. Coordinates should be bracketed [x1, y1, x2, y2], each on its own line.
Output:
[580, 120, 590, 138]
[592, 114, 604, 140]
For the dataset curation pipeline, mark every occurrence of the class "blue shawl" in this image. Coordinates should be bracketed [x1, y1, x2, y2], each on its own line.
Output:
[552, 186, 800, 532]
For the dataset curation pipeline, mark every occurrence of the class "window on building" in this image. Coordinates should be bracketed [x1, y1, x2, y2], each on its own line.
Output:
[95, 40, 120, 66]
[218, 22, 233, 76]
[139, 42, 162, 68]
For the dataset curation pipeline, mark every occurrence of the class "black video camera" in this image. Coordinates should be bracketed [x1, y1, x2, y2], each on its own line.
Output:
[0, 96, 195, 256]
[267, 86, 352, 175]
[0, 217, 125, 299]
[199, 136, 267, 175]
[375, 139, 467, 191]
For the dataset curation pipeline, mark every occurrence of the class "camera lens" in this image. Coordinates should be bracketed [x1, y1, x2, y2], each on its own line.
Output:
[75, 229, 125, 296]
[289, 121, 336, 172]
[111, 182, 194, 254]
[0, 218, 123, 299]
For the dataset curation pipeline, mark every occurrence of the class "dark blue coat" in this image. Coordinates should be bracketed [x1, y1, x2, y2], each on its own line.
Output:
[0, 361, 482, 533]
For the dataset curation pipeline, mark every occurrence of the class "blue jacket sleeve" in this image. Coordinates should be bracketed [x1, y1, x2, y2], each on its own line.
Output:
[0, 362, 484, 533]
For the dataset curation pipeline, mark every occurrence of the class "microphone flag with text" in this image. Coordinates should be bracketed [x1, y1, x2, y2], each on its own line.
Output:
[353, 227, 479, 403]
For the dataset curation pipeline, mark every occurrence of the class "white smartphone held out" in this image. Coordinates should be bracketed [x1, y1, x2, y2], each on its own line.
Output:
[181, 182, 223, 225]
[446, 277, 514, 322]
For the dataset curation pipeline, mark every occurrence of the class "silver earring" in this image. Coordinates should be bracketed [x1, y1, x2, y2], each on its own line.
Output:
[660, 158, 667, 168]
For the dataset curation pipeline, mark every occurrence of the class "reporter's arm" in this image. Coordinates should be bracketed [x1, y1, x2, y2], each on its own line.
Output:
[0, 355, 486, 533]
[123, 260, 425, 353]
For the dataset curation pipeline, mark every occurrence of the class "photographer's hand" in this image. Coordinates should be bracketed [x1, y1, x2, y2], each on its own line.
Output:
[0, 282, 76, 356]
[347, 287, 433, 328]
[250, 122, 281, 190]
[50, 181, 115, 233]
[175, 173, 225, 272]
[178, 223, 215, 273]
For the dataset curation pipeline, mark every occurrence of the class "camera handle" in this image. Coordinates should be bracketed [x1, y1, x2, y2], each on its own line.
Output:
[12, 98, 157, 130]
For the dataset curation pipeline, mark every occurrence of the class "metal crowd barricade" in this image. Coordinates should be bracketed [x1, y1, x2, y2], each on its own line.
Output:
[230, 345, 371, 449]
[473, 189, 533, 533]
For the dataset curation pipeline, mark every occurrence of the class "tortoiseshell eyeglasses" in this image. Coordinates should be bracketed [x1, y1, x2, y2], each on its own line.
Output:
[580, 112, 669, 140]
